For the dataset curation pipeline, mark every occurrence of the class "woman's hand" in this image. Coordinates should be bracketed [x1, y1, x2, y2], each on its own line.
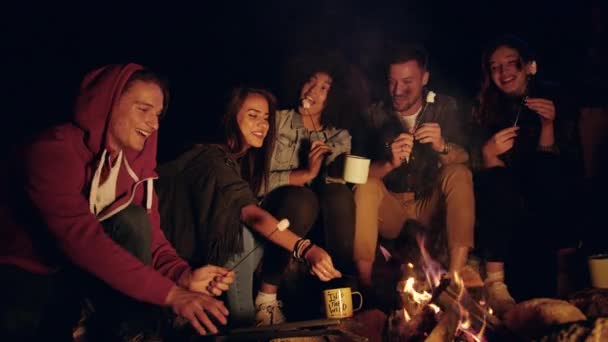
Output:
[524, 98, 555, 125]
[304, 245, 342, 281]
[482, 127, 519, 167]
[186, 265, 234, 297]
[306, 140, 332, 180]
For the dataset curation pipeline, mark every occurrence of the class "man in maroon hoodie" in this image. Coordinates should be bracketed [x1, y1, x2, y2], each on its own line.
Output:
[0, 64, 234, 340]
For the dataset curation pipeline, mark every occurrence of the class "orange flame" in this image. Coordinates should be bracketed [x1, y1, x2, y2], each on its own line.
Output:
[404, 277, 432, 303]
[402, 308, 411, 322]
[454, 272, 488, 342]
[395, 234, 489, 341]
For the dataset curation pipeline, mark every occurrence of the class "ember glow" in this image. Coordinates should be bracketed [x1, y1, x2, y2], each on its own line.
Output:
[428, 303, 441, 314]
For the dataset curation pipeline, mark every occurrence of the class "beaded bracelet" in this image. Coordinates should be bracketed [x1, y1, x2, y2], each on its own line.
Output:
[292, 238, 305, 259]
[293, 238, 312, 259]
[297, 240, 312, 258]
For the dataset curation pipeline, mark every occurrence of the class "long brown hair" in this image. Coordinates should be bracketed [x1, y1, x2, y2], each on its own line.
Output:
[475, 35, 536, 126]
[222, 87, 277, 195]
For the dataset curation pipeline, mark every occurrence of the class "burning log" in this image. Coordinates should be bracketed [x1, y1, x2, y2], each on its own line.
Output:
[425, 308, 460, 342]
[431, 277, 501, 333]
[389, 233, 519, 341]
[388, 305, 437, 341]
[430, 276, 525, 341]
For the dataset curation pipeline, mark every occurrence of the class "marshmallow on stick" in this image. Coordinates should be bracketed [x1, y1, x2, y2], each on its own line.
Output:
[276, 218, 290, 232]
[302, 96, 313, 109]
[404, 91, 436, 163]
[301, 96, 326, 143]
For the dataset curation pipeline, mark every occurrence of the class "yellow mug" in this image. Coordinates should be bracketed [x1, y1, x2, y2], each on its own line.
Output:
[323, 287, 363, 319]
[589, 254, 608, 288]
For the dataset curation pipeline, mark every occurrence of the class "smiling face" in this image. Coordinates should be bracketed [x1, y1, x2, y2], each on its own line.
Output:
[106, 80, 163, 153]
[489, 45, 535, 96]
[388, 60, 429, 115]
[298, 72, 333, 116]
[236, 93, 270, 149]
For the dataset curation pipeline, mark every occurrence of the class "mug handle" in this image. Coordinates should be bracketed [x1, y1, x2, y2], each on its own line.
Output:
[352, 291, 363, 312]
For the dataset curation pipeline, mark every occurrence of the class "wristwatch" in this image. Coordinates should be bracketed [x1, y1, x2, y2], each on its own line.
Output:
[440, 141, 450, 155]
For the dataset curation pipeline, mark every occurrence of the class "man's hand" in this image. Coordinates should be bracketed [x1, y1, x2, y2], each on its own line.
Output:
[525, 98, 555, 125]
[305, 245, 342, 281]
[187, 265, 234, 296]
[165, 286, 229, 336]
[388, 133, 414, 168]
[307, 140, 332, 180]
[414, 122, 445, 152]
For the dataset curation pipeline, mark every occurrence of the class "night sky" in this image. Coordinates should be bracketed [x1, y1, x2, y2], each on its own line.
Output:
[2, 1, 598, 161]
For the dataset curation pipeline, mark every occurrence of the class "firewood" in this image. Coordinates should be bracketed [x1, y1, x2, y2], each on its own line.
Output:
[425, 310, 460, 342]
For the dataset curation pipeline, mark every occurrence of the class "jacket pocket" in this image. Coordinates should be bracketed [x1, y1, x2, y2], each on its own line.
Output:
[274, 135, 295, 165]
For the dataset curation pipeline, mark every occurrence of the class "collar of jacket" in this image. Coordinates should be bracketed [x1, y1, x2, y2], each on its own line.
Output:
[290, 109, 306, 130]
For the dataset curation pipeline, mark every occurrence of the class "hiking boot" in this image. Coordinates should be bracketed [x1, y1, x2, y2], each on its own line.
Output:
[255, 300, 286, 326]
[485, 281, 516, 317]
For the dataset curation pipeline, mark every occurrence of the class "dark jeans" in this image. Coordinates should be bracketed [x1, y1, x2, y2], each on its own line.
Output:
[474, 154, 579, 298]
[311, 182, 356, 274]
[474, 167, 521, 262]
[475, 154, 576, 261]
[260, 183, 356, 286]
[0, 204, 163, 341]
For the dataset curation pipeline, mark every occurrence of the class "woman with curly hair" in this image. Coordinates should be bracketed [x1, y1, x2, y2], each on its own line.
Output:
[253, 54, 368, 325]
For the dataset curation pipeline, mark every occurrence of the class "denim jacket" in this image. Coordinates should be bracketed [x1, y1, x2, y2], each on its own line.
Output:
[266, 109, 351, 193]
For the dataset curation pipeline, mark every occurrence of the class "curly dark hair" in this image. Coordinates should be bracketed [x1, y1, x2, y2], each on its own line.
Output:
[222, 87, 277, 195]
[281, 52, 369, 130]
[475, 35, 537, 126]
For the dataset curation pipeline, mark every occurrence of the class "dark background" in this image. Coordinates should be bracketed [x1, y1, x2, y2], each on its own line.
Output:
[1, 0, 602, 160]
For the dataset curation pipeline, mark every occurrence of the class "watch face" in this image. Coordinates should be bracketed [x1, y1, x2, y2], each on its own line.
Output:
[442, 142, 450, 154]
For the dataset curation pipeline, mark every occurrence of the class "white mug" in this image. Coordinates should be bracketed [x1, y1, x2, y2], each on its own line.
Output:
[343, 154, 370, 184]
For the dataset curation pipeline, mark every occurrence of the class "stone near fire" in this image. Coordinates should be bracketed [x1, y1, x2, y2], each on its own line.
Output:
[336, 309, 386, 342]
[538, 317, 608, 342]
[503, 298, 586, 338]
[568, 288, 608, 318]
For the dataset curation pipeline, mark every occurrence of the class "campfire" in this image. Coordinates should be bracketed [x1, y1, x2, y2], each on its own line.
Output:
[387, 234, 506, 342]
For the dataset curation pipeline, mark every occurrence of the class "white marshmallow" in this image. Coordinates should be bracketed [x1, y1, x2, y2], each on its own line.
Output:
[276, 219, 290, 232]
